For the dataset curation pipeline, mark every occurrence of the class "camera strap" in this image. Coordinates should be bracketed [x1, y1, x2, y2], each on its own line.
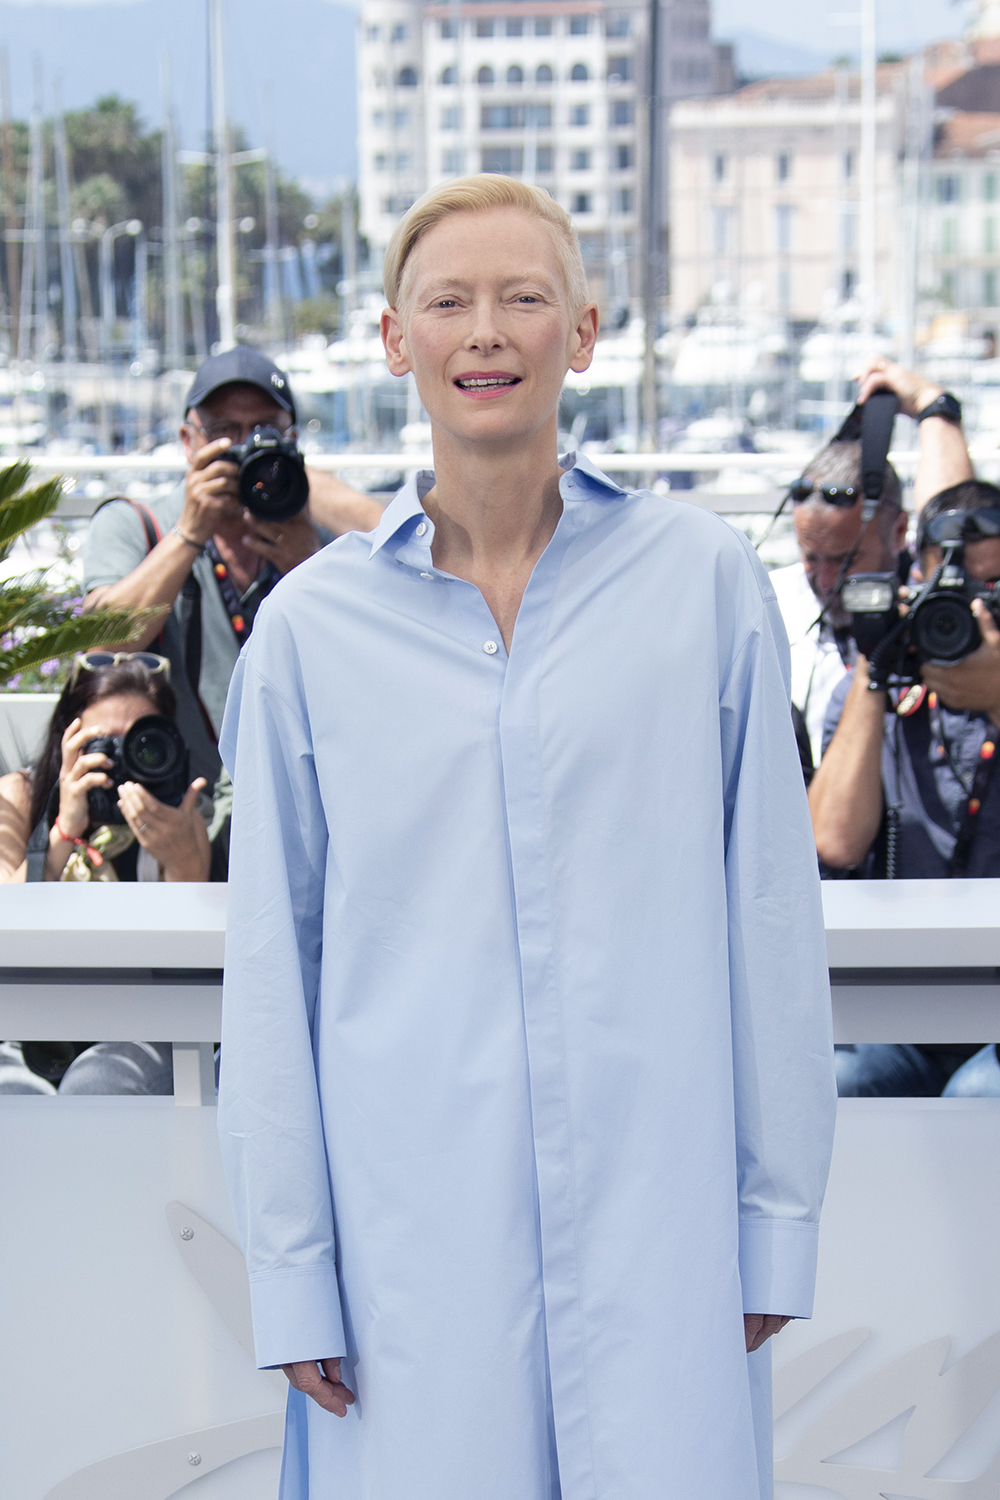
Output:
[858, 391, 899, 519]
[927, 696, 1000, 875]
[204, 538, 280, 648]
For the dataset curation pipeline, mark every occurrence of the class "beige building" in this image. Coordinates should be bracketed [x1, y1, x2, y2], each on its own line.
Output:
[668, 69, 912, 327]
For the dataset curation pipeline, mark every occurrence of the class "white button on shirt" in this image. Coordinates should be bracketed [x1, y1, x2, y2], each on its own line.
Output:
[415, 522, 428, 537]
[484, 640, 499, 654]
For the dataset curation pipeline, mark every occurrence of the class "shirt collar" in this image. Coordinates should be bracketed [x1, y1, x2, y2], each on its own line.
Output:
[368, 452, 626, 564]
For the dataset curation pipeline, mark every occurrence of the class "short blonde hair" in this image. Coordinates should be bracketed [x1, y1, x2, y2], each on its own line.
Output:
[383, 175, 589, 312]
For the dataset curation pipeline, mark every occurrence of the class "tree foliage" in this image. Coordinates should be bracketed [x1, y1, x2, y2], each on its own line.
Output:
[0, 463, 142, 688]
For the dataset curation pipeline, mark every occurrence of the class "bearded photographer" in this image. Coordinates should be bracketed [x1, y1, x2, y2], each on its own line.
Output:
[771, 358, 973, 770]
[81, 349, 383, 793]
[810, 478, 1000, 1096]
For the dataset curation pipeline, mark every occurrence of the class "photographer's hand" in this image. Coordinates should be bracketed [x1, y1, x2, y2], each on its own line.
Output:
[241, 510, 320, 575]
[180, 437, 243, 546]
[921, 601, 1000, 729]
[118, 778, 210, 882]
[853, 357, 973, 510]
[43, 717, 117, 879]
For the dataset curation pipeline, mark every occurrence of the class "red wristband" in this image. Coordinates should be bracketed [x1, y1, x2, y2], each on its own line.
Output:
[54, 815, 75, 843]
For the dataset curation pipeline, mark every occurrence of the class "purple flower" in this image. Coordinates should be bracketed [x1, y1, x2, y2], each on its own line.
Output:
[40, 658, 59, 677]
[6, 673, 22, 690]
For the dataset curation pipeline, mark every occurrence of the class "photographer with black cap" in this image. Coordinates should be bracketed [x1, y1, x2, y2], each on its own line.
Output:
[771, 358, 973, 771]
[81, 350, 383, 797]
[809, 454, 1000, 1094]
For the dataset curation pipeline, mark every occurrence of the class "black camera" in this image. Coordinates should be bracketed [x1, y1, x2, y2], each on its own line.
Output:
[221, 425, 309, 522]
[842, 517, 1000, 689]
[83, 715, 190, 826]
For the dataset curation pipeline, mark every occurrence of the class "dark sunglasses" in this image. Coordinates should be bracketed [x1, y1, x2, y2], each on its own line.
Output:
[788, 478, 862, 509]
[919, 508, 1000, 549]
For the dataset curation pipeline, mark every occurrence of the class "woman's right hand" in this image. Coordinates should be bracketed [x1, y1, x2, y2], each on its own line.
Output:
[56, 717, 114, 838]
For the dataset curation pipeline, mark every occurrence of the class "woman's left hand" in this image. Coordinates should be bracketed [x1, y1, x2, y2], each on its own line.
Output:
[117, 778, 210, 882]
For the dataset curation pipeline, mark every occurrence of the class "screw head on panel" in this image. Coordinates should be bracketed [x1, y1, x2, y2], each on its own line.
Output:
[180, 1227, 194, 1241]
[188, 1452, 202, 1466]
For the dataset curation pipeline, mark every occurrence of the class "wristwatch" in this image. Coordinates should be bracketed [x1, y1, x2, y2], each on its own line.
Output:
[916, 391, 962, 425]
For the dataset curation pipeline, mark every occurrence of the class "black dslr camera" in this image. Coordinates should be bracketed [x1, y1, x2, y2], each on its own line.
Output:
[220, 425, 309, 522]
[83, 715, 190, 826]
[841, 507, 1000, 690]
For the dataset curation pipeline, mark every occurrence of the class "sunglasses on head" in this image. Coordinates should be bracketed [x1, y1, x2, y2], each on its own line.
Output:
[919, 508, 1000, 550]
[788, 478, 862, 508]
[69, 651, 171, 688]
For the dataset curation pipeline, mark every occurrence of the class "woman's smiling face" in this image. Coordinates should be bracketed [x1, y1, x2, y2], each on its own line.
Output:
[381, 207, 597, 450]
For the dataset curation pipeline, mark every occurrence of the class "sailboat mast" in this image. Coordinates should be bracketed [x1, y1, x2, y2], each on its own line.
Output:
[210, 0, 236, 349]
[161, 53, 183, 370]
[859, 0, 877, 342]
[53, 81, 78, 364]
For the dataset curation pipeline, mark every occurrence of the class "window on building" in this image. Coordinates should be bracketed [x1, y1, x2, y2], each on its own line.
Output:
[536, 145, 554, 172]
[986, 217, 997, 254]
[616, 186, 633, 212]
[571, 193, 593, 213]
[571, 104, 590, 126]
[530, 104, 553, 127]
[571, 149, 592, 170]
[713, 206, 728, 256]
[393, 109, 409, 127]
[477, 65, 495, 85]
[942, 218, 957, 254]
[611, 100, 634, 125]
[570, 16, 591, 33]
[844, 151, 854, 179]
[395, 67, 418, 86]
[391, 24, 407, 41]
[439, 19, 457, 38]
[942, 270, 955, 304]
[536, 63, 554, 83]
[439, 65, 457, 85]
[534, 17, 552, 35]
[506, 17, 523, 35]
[775, 204, 794, 252]
[482, 104, 552, 130]
[366, 25, 380, 41]
[607, 55, 632, 82]
[442, 148, 463, 175]
[842, 268, 855, 299]
[713, 153, 725, 183]
[396, 153, 411, 171]
[936, 175, 960, 203]
[606, 13, 631, 35]
[841, 209, 855, 251]
[507, 64, 524, 84]
[985, 269, 998, 306]
[986, 172, 998, 202]
[441, 106, 462, 130]
[570, 63, 589, 81]
[776, 153, 791, 182]
[374, 153, 387, 171]
[777, 267, 791, 309]
[482, 146, 524, 175]
[476, 19, 494, 37]
[616, 143, 632, 170]
[372, 110, 385, 127]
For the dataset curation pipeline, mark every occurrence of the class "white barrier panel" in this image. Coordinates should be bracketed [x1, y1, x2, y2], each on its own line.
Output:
[1, 883, 999, 1498]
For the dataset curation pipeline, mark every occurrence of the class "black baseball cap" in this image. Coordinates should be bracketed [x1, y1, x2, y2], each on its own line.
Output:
[184, 347, 296, 423]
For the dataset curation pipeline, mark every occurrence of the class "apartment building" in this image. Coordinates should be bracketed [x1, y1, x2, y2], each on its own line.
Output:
[357, 0, 731, 311]
[669, 67, 912, 328]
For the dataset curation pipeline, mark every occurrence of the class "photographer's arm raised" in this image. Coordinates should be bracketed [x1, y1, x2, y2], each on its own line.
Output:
[83, 438, 239, 650]
[808, 659, 887, 869]
[855, 358, 974, 510]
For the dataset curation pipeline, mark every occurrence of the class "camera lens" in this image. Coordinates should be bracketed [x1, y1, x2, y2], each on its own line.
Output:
[912, 596, 980, 663]
[240, 451, 309, 522]
[122, 716, 185, 782]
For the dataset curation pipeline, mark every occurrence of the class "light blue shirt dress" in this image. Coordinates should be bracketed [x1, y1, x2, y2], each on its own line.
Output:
[219, 453, 837, 1500]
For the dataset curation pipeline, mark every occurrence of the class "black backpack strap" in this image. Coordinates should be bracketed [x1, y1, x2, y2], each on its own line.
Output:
[178, 571, 203, 695]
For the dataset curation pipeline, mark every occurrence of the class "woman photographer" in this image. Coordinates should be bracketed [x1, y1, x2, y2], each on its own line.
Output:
[0, 652, 209, 884]
[0, 653, 211, 1096]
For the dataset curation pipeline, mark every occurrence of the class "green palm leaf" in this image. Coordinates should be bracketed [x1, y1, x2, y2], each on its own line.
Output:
[0, 460, 145, 689]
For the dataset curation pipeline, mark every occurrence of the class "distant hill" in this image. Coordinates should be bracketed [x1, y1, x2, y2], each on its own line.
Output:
[720, 29, 833, 80]
[0, 0, 358, 191]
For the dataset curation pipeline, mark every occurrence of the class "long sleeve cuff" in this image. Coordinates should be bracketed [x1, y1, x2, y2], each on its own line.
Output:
[738, 1218, 820, 1319]
[248, 1264, 347, 1370]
